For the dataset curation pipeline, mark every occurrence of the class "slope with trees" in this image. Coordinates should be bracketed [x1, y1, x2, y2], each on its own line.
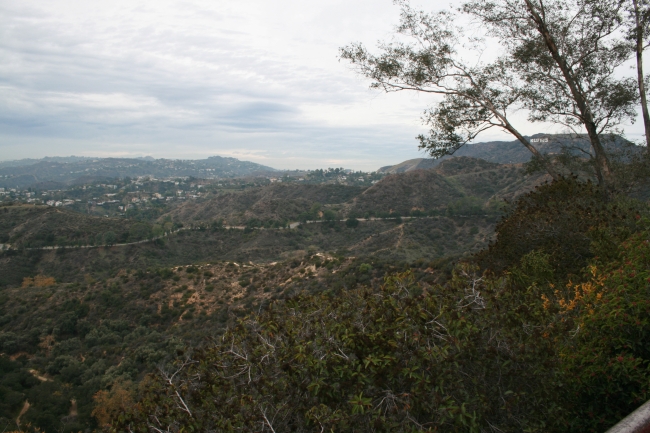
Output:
[110, 178, 650, 433]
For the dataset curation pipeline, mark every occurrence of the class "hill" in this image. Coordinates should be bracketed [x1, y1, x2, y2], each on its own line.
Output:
[164, 157, 548, 227]
[1, 156, 543, 287]
[0, 215, 495, 288]
[347, 157, 548, 218]
[0, 156, 550, 431]
[377, 158, 438, 174]
[0, 241, 464, 431]
[167, 184, 365, 226]
[0, 205, 162, 249]
[0, 156, 276, 189]
[378, 133, 639, 173]
[0, 157, 549, 276]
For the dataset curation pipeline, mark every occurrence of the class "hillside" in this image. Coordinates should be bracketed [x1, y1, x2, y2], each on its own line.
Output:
[0, 156, 551, 432]
[0, 245, 459, 431]
[378, 133, 639, 173]
[0, 156, 276, 189]
[167, 184, 365, 226]
[377, 158, 438, 174]
[0, 205, 160, 249]
[0, 214, 496, 288]
[347, 157, 548, 217]
[164, 157, 548, 227]
[1, 155, 648, 432]
[0, 157, 549, 283]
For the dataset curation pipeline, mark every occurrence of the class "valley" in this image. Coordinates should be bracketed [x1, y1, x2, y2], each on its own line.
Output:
[1, 146, 647, 433]
[0, 154, 551, 431]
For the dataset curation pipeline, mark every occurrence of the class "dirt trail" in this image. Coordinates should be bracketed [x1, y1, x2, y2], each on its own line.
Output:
[16, 401, 30, 427]
[348, 224, 403, 251]
[394, 224, 406, 249]
[29, 369, 51, 382]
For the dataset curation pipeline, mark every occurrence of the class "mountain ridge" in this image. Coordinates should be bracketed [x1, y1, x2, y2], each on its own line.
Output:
[0, 155, 277, 189]
[378, 133, 639, 173]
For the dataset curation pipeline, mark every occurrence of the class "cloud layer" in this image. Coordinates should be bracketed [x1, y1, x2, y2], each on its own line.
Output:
[0, 0, 644, 170]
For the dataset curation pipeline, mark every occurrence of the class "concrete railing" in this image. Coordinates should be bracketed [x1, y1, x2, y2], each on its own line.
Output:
[606, 400, 650, 433]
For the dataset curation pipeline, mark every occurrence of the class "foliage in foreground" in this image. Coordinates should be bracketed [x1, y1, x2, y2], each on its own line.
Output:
[111, 180, 650, 433]
[476, 176, 642, 276]
[114, 268, 562, 433]
[556, 228, 650, 431]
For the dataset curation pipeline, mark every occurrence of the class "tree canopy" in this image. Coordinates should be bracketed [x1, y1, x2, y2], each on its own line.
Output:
[342, 0, 645, 186]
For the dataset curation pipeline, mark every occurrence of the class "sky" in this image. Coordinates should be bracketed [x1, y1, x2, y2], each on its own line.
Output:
[0, 0, 646, 171]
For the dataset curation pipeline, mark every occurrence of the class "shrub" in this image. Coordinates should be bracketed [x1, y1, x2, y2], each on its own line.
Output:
[21, 276, 56, 288]
[128, 223, 153, 241]
[549, 222, 650, 432]
[345, 217, 359, 228]
[358, 263, 372, 273]
[476, 177, 645, 277]
[323, 209, 338, 221]
[113, 270, 561, 432]
[157, 268, 174, 279]
[446, 196, 483, 216]
[104, 231, 117, 245]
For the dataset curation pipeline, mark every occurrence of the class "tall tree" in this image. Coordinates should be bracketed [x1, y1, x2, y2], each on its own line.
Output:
[340, 3, 560, 180]
[464, 0, 638, 186]
[626, 0, 650, 150]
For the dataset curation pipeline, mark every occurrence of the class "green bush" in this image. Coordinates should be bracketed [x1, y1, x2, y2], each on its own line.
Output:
[322, 209, 337, 221]
[113, 270, 561, 432]
[358, 263, 372, 273]
[157, 268, 174, 279]
[345, 217, 359, 228]
[104, 231, 117, 245]
[552, 222, 650, 432]
[476, 177, 645, 276]
[129, 223, 153, 241]
[445, 196, 484, 216]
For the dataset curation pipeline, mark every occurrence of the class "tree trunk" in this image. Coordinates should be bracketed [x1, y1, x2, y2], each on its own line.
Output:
[633, 0, 650, 151]
[523, 0, 613, 186]
[482, 97, 561, 180]
[502, 122, 560, 180]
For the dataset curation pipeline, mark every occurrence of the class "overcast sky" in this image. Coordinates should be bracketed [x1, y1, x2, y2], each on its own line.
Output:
[0, 0, 645, 171]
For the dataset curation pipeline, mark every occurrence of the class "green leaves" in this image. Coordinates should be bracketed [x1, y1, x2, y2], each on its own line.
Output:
[340, 3, 558, 178]
[111, 264, 564, 432]
[348, 393, 372, 414]
[556, 224, 650, 431]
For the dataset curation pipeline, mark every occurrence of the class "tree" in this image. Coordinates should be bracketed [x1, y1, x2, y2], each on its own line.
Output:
[475, 176, 644, 275]
[128, 223, 152, 241]
[345, 217, 360, 228]
[625, 0, 650, 150]
[104, 231, 117, 245]
[322, 209, 337, 221]
[92, 382, 135, 428]
[340, 2, 561, 180]
[464, 0, 638, 186]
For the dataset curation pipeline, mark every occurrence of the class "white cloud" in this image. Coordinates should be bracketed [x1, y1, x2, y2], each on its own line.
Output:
[0, 0, 643, 170]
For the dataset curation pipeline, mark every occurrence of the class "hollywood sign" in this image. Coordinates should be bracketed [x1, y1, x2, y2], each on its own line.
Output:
[531, 138, 549, 143]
